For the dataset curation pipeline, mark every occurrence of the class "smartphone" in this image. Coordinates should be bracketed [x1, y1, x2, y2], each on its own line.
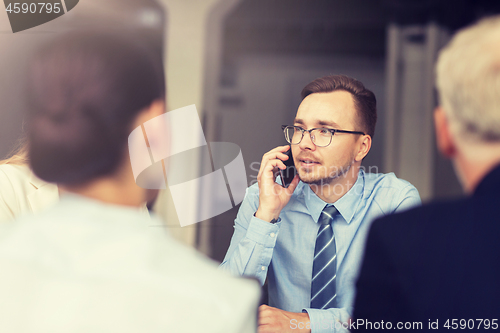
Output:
[279, 149, 297, 188]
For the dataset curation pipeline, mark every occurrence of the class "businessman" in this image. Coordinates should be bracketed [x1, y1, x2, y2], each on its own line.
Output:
[353, 16, 500, 330]
[221, 75, 421, 333]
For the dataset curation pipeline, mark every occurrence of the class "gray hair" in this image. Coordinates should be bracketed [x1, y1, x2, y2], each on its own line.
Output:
[436, 16, 500, 142]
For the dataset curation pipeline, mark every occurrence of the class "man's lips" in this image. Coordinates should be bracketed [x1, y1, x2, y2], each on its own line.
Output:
[297, 157, 321, 167]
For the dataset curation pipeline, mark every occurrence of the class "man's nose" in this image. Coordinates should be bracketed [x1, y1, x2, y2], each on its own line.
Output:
[299, 130, 316, 150]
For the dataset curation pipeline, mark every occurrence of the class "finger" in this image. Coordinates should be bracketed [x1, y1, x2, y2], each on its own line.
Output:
[261, 146, 290, 162]
[258, 146, 290, 178]
[258, 304, 275, 317]
[285, 175, 300, 195]
[263, 150, 290, 161]
[261, 146, 291, 163]
[258, 159, 287, 181]
[265, 145, 290, 155]
[259, 153, 290, 179]
[258, 308, 273, 325]
[258, 308, 274, 317]
[261, 163, 286, 186]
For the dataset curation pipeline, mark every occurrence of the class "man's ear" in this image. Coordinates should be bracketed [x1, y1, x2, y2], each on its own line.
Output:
[434, 107, 457, 158]
[354, 134, 372, 162]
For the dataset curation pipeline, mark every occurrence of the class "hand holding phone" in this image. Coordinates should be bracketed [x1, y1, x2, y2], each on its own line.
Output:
[255, 145, 299, 223]
[279, 149, 297, 188]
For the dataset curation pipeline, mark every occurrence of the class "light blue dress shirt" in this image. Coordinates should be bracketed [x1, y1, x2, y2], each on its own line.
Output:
[220, 170, 421, 332]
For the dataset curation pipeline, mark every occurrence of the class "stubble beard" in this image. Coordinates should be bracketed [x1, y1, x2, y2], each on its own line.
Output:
[298, 159, 354, 186]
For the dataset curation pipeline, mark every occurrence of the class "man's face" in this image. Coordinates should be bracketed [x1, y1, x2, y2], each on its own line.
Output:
[291, 90, 362, 185]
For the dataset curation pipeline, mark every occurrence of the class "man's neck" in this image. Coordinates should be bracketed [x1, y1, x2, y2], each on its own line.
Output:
[61, 165, 146, 207]
[451, 141, 500, 194]
[309, 165, 360, 203]
[455, 155, 500, 194]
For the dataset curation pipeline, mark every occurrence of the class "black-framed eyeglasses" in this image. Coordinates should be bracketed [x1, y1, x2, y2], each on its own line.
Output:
[282, 125, 365, 147]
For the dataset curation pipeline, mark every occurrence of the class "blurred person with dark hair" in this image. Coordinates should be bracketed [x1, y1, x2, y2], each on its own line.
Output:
[221, 75, 420, 333]
[0, 31, 259, 333]
[353, 16, 500, 330]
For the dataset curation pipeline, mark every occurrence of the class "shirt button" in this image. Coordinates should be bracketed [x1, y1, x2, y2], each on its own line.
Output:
[270, 233, 275, 238]
[261, 266, 266, 271]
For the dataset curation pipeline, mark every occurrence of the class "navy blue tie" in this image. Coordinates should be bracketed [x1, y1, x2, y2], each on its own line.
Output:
[310, 205, 338, 309]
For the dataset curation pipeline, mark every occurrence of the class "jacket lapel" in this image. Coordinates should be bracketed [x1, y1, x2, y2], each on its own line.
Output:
[28, 171, 59, 213]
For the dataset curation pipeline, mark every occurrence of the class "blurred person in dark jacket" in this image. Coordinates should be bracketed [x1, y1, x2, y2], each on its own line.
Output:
[354, 16, 500, 331]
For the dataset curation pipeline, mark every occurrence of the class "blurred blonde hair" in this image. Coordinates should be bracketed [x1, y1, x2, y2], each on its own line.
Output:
[436, 16, 500, 143]
[0, 139, 29, 166]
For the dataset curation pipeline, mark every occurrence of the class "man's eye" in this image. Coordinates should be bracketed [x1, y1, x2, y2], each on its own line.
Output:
[319, 128, 331, 135]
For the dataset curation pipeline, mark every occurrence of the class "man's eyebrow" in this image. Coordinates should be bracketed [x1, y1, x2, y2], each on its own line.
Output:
[293, 119, 341, 128]
[318, 120, 340, 128]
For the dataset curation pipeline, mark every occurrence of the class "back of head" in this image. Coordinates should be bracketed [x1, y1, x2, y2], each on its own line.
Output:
[26, 31, 165, 185]
[301, 74, 377, 138]
[436, 16, 500, 143]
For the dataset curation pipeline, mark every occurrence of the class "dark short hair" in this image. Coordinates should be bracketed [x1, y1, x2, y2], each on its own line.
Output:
[301, 75, 377, 138]
[26, 31, 165, 184]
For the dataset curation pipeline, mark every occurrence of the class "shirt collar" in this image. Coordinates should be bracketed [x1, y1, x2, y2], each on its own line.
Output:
[29, 168, 48, 190]
[303, 169, 365, 224]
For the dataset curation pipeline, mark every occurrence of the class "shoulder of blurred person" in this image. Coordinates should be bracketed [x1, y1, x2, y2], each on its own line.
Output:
[0, 162, 58, 223]
[0, 194, 260, 333]
[355, 165, 500, 321]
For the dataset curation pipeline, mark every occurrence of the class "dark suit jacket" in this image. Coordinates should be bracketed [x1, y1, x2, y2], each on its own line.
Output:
[353, 164, 500, 331]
